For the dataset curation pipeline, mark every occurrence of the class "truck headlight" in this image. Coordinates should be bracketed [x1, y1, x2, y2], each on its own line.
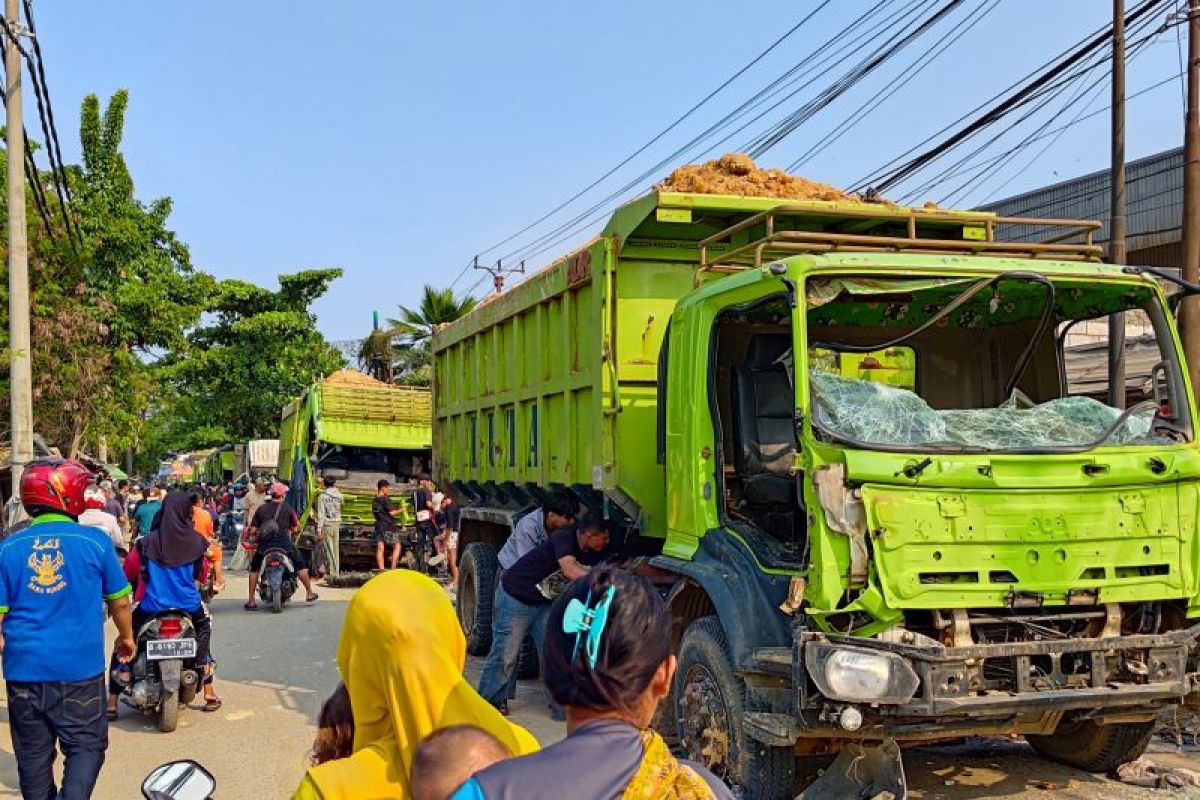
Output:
[805, 644, 920, 704]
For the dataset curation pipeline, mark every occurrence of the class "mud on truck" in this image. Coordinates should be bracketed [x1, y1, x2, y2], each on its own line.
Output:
[278, 371, 432, 574]
[432, 192, 1200, 799]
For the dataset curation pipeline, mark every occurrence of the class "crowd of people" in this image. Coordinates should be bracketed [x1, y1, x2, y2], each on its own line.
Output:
[0, 458, 719, 799]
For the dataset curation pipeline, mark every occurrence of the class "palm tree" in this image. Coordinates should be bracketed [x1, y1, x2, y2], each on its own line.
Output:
[388, 285, 478, 346]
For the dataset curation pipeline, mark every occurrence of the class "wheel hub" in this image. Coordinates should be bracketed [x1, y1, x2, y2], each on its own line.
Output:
[679, 663, 732, 779]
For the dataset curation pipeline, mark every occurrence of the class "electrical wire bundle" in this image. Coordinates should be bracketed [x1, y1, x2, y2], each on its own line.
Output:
[457, 0, 989, 298]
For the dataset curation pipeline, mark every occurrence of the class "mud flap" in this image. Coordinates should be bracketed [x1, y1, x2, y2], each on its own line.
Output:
[158, 659, 182, 694]
[798, 738, 907, 800]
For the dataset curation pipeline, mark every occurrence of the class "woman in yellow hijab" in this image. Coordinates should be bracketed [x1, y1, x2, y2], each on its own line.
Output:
[293, 570, 540, 800]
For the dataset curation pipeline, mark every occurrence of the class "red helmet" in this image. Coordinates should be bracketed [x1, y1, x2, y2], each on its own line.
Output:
[20, 459, 93, 518]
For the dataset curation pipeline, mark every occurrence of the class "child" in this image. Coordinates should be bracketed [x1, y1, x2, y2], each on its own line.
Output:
[312, 683, 354, 766]
[412, 726, 512, 800]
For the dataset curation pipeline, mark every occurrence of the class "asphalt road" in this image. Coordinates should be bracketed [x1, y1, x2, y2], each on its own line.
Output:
[0, 571, 1193, 799]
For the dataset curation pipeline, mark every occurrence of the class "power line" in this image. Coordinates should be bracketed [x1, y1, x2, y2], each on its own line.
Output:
[0, 6, 78, 256]
[493, 0, 916, 271]
[853, 0, 1169, 195]
[20, 0, 80, 250]
[468, 0, 836, 265]
[787, 0, 1001, 172]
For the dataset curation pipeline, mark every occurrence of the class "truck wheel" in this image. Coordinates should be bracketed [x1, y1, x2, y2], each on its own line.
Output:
[158, 688, 179, 733]
[676, 616, 794, 800]
[457, 542, 498, 656]
[516, 634, 540, 680]
[1027, 719, 1154, 772]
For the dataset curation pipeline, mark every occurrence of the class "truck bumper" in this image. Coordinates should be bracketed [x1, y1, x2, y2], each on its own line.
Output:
[747, 623, 1200, 745]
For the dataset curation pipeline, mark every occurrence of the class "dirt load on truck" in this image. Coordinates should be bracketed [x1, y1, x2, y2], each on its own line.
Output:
[279, 369, 432, 573]
[432, 163, 1200, 799]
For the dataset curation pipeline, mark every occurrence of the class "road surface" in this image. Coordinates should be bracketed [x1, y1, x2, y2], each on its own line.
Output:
[0, 575, 1192, 799]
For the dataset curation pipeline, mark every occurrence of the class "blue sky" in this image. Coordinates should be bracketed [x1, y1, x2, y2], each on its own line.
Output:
[36, 1, 1187, 342]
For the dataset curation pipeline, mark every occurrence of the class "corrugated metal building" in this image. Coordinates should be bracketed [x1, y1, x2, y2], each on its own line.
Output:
[980, 147, 1183, 267]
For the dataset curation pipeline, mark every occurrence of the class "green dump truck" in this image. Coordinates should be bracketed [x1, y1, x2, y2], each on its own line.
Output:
[278, 372, 433, 572]
[433, 192, 1200, 798]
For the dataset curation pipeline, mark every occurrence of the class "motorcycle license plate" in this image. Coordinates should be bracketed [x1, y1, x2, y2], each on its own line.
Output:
[146, 638, 196, 660]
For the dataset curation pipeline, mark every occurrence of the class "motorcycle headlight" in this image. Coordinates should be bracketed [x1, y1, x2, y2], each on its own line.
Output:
[805, 644, 920, 704]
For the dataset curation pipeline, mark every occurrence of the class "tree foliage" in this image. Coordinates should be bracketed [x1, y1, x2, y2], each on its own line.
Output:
[0, 90, 343, 471]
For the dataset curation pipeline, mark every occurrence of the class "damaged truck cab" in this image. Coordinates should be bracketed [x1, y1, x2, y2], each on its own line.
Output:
[434, 196, 1200, 800]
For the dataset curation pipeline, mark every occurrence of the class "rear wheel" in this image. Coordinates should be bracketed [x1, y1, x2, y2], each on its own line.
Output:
[158, 688, 179, 733]
[457, 542, 498, 656]
[1027, 719, 1154, 772]
[676, 615, 794, 800]
[271, 584, 283, 614]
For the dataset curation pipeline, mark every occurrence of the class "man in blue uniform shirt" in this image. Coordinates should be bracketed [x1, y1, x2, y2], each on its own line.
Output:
[0, 459, 134, 799]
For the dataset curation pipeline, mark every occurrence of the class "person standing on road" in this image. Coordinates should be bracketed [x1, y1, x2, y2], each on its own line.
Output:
[477, 510, 614, 716]
[291, 570, 538, 800]
[490, 492, 575, 704]
[413, 476, 438, 567]
[373, 480, 402, 571]
[0, 459, 135, 800]
[191, 491, 224, 592]
[315, 476, 343, 583]
[244, 483, 318, 609]
[231, 478, 269, 572]
[132, 487, 163, 540]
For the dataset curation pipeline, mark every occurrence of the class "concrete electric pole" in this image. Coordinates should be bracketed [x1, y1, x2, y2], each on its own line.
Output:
[1183, 2, 1200, 389]
[5, 0, 32, 496]
[1108, 0, 1127, 409]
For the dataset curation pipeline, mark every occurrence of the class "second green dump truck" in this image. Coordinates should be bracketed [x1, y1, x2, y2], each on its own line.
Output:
[278, 370, 432, 572]
[434, 191, 1200, 798]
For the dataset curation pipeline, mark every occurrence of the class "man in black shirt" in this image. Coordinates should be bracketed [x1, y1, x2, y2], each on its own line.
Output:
[477, 510, 613, 713]
[244, 484, 318, 609]
[373, 479, 402, 571]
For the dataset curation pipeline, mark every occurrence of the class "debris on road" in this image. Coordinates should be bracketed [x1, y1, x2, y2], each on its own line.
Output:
[1114, 757, 1200, 790]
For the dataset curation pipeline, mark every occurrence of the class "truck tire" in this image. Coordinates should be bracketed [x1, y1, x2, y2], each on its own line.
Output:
[676, 615, 794, 800]
[1027, 719, 1154, 772]
[516, 634, 539, 680]
[457, 541, 498, 656]
[158, 688, 179, 733]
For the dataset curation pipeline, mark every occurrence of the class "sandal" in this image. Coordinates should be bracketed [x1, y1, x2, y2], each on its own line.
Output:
[203, 696, 223, 713]
[106, 706, 118, 721]
[306, 592, 319, 603]
[243, 601, 258, 611]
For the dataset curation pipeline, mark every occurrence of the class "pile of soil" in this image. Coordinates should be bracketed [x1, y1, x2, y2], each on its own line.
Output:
[657, 153, 853, 202]
[323, 368, 391, 388]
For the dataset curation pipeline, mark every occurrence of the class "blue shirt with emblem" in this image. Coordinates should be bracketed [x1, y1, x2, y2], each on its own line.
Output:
[0, 514, 132, 682]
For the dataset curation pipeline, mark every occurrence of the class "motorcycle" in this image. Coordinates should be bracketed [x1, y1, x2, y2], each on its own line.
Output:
[219, 509, 244, 550]
[115, 611, 201, 733]
[256, 546, 297, 613]
[142, 760, 216, 799]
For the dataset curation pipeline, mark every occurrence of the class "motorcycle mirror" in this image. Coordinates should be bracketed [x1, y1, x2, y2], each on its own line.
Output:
[141, 760, 216, 800]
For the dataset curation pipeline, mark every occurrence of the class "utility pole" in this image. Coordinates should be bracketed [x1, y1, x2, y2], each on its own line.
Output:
[1108, 0, 1127, 409]
[1183, 1, 1200, 390]
[5, 0, 32, 496]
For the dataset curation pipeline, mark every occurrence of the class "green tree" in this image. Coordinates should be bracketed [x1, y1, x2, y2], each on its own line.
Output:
[162, 269, 346, 445]
[384, 285, 477, 384]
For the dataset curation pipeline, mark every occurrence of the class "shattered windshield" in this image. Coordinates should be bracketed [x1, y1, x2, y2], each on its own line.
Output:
[803, 274, 1185, 452]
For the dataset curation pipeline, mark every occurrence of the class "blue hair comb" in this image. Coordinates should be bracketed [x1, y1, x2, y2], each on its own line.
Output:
[561, 585, 616, 668]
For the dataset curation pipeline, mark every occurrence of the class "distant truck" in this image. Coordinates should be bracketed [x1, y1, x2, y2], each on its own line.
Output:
[278, 371, 432, 572]
[234, 439, 279, 483]
[433, 191, 1200, 798]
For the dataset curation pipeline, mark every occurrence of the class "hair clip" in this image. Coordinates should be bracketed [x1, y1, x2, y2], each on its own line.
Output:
[561, 585, 616, 668]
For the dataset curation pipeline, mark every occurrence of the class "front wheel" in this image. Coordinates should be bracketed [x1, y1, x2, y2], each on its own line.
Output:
[1027, 719, 1154, 772]
[158, 688, 179, 733]
[676, 615, 794, 800]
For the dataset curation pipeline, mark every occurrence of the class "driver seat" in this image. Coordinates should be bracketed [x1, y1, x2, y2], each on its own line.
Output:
[731, 334, 797, 507]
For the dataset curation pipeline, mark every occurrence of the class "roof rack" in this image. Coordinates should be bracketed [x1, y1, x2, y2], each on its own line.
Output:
[696, 203, 1103, 284]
